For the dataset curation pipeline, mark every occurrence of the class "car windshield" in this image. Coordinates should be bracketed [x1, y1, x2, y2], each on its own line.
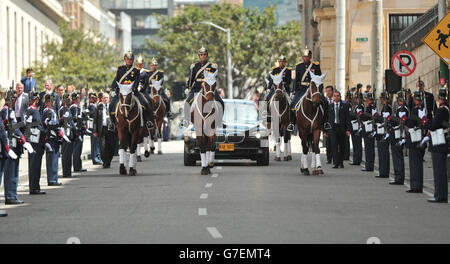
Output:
[223, 101, 259, 124]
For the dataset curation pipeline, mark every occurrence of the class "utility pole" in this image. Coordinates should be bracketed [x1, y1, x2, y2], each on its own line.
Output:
[336, 0, 346, 95]
[438, 0, 448, 87]
[372, 0, 383, 100]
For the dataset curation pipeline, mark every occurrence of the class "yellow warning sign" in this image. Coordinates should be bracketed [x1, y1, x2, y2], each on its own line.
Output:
[423, 12, 450, 64]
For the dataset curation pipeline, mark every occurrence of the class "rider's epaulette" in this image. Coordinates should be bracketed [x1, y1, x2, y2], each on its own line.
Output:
[159, 70, 164, 73]
[211, 62, 218, 68]
[144, 69, 151, 73]
[296, 62, 303, 66]
[313, 61, 320, 65]
[287, 67, 292, 71]
[272, 65, 278, 70]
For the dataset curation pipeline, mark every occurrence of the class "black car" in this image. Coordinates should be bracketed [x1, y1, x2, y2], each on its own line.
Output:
[184, 99, 269, 166]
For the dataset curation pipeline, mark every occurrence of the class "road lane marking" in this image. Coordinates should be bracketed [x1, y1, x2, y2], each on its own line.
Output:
[206, 227, 223, 239]
[200, 193, 208, 199]
[198, 208, 207, 216]
[205, 183, 213, 188]
[212, 173, 218, 178]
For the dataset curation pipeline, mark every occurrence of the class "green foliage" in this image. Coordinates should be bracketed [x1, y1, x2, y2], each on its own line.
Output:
[146, 3, 301, 98]
[30, 21, 121, 91]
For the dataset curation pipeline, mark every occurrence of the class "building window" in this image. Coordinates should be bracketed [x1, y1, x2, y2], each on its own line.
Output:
[133, 15, 160, 29]
[118, 0, 168, 9]
[389, 14, 421, 62]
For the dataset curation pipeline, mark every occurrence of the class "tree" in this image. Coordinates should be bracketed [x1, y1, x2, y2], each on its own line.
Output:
[146, 3, 301, 99]
[30, 21, 121, 91]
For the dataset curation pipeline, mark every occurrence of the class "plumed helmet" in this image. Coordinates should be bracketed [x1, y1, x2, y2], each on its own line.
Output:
[413, 90, 423, 101]
[396, 90, 405, 101]
[198, 46, 208, 55]
[136, 55, 144, 64]
[124, 49, 134, 60]
[150, 57, 158, 66]
[278, 55, 286, 62]
[301, 46, 312, 57]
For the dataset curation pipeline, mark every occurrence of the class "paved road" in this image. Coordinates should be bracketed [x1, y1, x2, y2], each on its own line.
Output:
[0, 138, 449, 244]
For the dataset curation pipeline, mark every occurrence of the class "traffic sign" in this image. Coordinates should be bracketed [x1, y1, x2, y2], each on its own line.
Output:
[423, 12, 450, 65]
[391, 50, 417, 77]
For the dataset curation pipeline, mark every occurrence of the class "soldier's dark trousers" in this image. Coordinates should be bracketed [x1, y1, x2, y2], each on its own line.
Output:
[4, 157, 20, 200]
[351, 132, 362, 164]
[377, 139, 390, 177]
[28, 145, 44, 191]
[61, 141, 73, 177]
[73, 135, 83, 171]
[408, 144, 423, 191]
[344, 134, 350, 160]
[431, 151, 448, 201]
[100, 129, 115, 167]
[46, 146, 59, 184]
[390, 141, 405, 183]
[325, 134, 332, 163]
[363, 135, 375, 170]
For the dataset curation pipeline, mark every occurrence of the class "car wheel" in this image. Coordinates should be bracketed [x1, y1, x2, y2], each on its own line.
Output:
[184, 144, 196, 166]
[257, 147, 269, 166]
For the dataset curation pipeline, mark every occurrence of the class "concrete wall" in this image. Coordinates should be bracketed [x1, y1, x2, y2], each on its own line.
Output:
[0, 0, 64, 88]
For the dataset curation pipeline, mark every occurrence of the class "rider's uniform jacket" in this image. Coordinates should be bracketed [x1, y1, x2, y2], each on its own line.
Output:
[187, 61, 218, 93]
[268, 66, 292, 94]
[294, 61, 321, 93]
[112, 65, 140, 95]
[141, 68, 164, 93]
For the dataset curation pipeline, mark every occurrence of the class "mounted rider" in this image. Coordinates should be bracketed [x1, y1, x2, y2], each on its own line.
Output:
[139, 56, 173, 119]
[182, 47, 224, 127]
[264, 55, 292, 126]
[109, 50, 154, 130]
[288, 47, 328, 132]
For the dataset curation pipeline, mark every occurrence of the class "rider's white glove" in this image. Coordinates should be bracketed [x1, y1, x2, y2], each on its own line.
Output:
[356, 108, 362, 114]
[63, 134, 71, 143]
[371, 109, 377, 116]
[420, 135, 430, 146]
[8, 149, 17, 159]
[26, 116, 33, 123]
[384, 133, 390, 140]
[418, 109, 426, 119]
[382, 112, 390, 118]
[9, 111, 15, 120]
[84, 109, 89, 114]
[23, 142, 34, 153]
[398, 111, 406, 118]
[63, 112, 69, 118]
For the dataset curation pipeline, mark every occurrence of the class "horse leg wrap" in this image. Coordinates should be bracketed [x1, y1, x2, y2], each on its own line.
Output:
[129, 153, 136, 169]
[276, 139, 281, 158]
[200, 153, 207, 167]
[206, 151, 211, 164]
[144, 137, 149, 151]
[119, 149, 126, 165]
[301, 154, 308, 169]
[288, 140, 292, 155]
[284, 139, 288, 157]
[316, 154, 321, 168]
[210, 151, 215, 163]
[158, 138, 162, 151]
[150, 139, 155, 148]
[136, 144, 141, 157]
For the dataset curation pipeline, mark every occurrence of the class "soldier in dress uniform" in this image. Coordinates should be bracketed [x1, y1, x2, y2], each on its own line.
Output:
[360, 92, 377, 172]
[42, 94, 68, 186]
[374, 91, 392, 178]
[109, 50, 154, 130]
[0, 91, 34, 204]
[22, 92, 48, 195]
[264, 55, 292, 127]
[421, 87, 448, 203]
[70, 92, 86, 172]
[182, 46, 224, 126]
[404, 91, 427, 193]
[349, 91, 364, 166]
[94, 92, 115, 168]
[87, 92, 102, 165]
[60, 93, 75, 178]
[289, 47, 328, 132]
[389, 90, 409, 185]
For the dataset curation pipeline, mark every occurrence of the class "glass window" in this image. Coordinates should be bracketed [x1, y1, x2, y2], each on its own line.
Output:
[389, 14, 422, 62]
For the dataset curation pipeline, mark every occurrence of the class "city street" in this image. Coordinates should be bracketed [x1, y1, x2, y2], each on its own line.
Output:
[1, 138, 449, 244]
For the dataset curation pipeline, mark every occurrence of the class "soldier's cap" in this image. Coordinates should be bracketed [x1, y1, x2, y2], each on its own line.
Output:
[278, 55, 286, 62]
[301, 46, 312, 57]
[396, 91, 405, 101]
[30, 92, 40, 101]
[356, 83, 363, 89]
[413, 90, 423, 100]
[198, 46, 208, 55]
[151, 57, 158, 66]
[380, 91, 387, 99]
[89, 92, 97, 98]
[346, 90, 352, 99]
[63, 93, 71, 102]
[365, 92, 374, 100]
[71, 92, 79, 100]
[98, 92, 103, 98]
[355, 92, 363, 100]
[44, 93, 53, 102]
[438, 87, 447, 100]
[136, 55, 144, 64]
[124, 49, 134, 60]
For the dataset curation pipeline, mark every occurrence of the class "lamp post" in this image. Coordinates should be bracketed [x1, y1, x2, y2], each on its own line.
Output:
[199, 21, 233, 99]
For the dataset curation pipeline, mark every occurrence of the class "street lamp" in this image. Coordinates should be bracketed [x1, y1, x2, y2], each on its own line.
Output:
[199, 21, 233, 99]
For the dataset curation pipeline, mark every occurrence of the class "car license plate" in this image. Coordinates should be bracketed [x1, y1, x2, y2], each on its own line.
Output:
[219, 143, 234, 151]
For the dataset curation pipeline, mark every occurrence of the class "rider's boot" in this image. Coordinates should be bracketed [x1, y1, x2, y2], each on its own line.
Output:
[287, 110, 295, 132]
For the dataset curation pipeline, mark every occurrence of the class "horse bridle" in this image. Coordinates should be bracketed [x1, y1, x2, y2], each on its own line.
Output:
[300, 81, 323, 132]
[305, 82, 321, 102]
[271, 83, 288, 117]
[202, 83, 215, 98]
[119, 93, 135, 118]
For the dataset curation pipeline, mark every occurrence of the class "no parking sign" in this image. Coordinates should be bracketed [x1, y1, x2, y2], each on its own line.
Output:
[391, 51, 417, 77]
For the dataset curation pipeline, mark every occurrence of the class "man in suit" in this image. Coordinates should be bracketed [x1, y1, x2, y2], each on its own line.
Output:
[324, 85, 334, 164]
[326, 91, 351, 168]
[21, 68, 37, 94]
[14, 83, 28, 122]
[39, 80, 60, 116]
[94, 93, 115, 168]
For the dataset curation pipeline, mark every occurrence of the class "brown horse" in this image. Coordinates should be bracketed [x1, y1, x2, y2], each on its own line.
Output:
[268, 73, 292, 161]
[190, 70, 222, 175]
[116, 82, 143, 176]
[295, 71, 327, 175]
[149, 78, 166, 155]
